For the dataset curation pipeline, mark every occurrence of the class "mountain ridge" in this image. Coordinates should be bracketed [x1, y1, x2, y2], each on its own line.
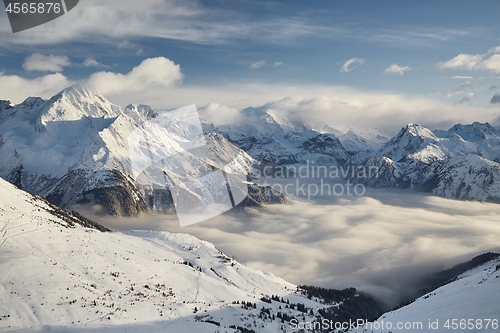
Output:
[0, 85, 285, 217]
[347, 121, 500, 203]
[2, 85, 500, 211]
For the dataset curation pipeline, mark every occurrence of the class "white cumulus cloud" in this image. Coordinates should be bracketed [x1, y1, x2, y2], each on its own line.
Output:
[0, 72, 74, 103]
[340, 58, 365, 73]
[22, 53, 71, 72]
[86, 57, 183, 96]
[384, 64, 411, 75]
[198, 103, 242, 125]
[437, 46, 500, 73]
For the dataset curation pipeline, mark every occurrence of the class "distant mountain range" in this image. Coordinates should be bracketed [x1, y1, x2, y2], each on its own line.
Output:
[1, 84, 500, 216]
[212, 108, 500, 204]
[212, 106, 394, 164]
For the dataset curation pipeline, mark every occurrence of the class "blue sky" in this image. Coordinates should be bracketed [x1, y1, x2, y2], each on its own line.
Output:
[0, 0, 499, 129]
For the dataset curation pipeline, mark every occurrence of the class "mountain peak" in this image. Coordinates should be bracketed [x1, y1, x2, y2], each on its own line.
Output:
[61, 83, 98, 96]
[39, 84, 120, 123]
[53, 84, 110, 106]
[19, 96, 45, 109]
[241, 106, 274, 120]
[378, 124, 441, 162]
[402, 123, 437, 139]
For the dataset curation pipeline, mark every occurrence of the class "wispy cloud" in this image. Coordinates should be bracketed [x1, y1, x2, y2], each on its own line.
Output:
[0, 0, 338, 47]
[274, 62, 283, 67]
[459, 92, 476, 104]
[358, 27, 482, 49]
[83, 58, 103, 67]
[436, 46, 500, 73]
[452, 75, 474, 79]
[250, 60, 266, 69]
[447, 81, 473, 97]
[0, 1, 481, 55]
[384, 64, 411, 75]
[340, 57, 364, 73]
[22, 53, 71, 72]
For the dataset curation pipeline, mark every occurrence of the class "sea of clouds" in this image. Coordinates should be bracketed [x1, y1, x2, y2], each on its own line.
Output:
[92, 181, 500, 307]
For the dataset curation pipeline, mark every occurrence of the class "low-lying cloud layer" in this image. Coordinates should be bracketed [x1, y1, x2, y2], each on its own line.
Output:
[92, 187, 500, 307]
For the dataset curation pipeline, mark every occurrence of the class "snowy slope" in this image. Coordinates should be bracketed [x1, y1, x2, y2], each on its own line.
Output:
[0, 85, 284, 216]
[350, 257, 500, 333]
[0, 177, 323, 332]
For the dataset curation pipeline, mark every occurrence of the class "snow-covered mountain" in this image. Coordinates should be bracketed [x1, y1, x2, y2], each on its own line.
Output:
[0, 85, 285, 216]
[350, 254, 500, 333]
[435, 122, 500, 162]
[2, 84, 499, 208]
[214, 107, 394, 164]
[214, 110, 500, 204]
[351, 123, 500, 203]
